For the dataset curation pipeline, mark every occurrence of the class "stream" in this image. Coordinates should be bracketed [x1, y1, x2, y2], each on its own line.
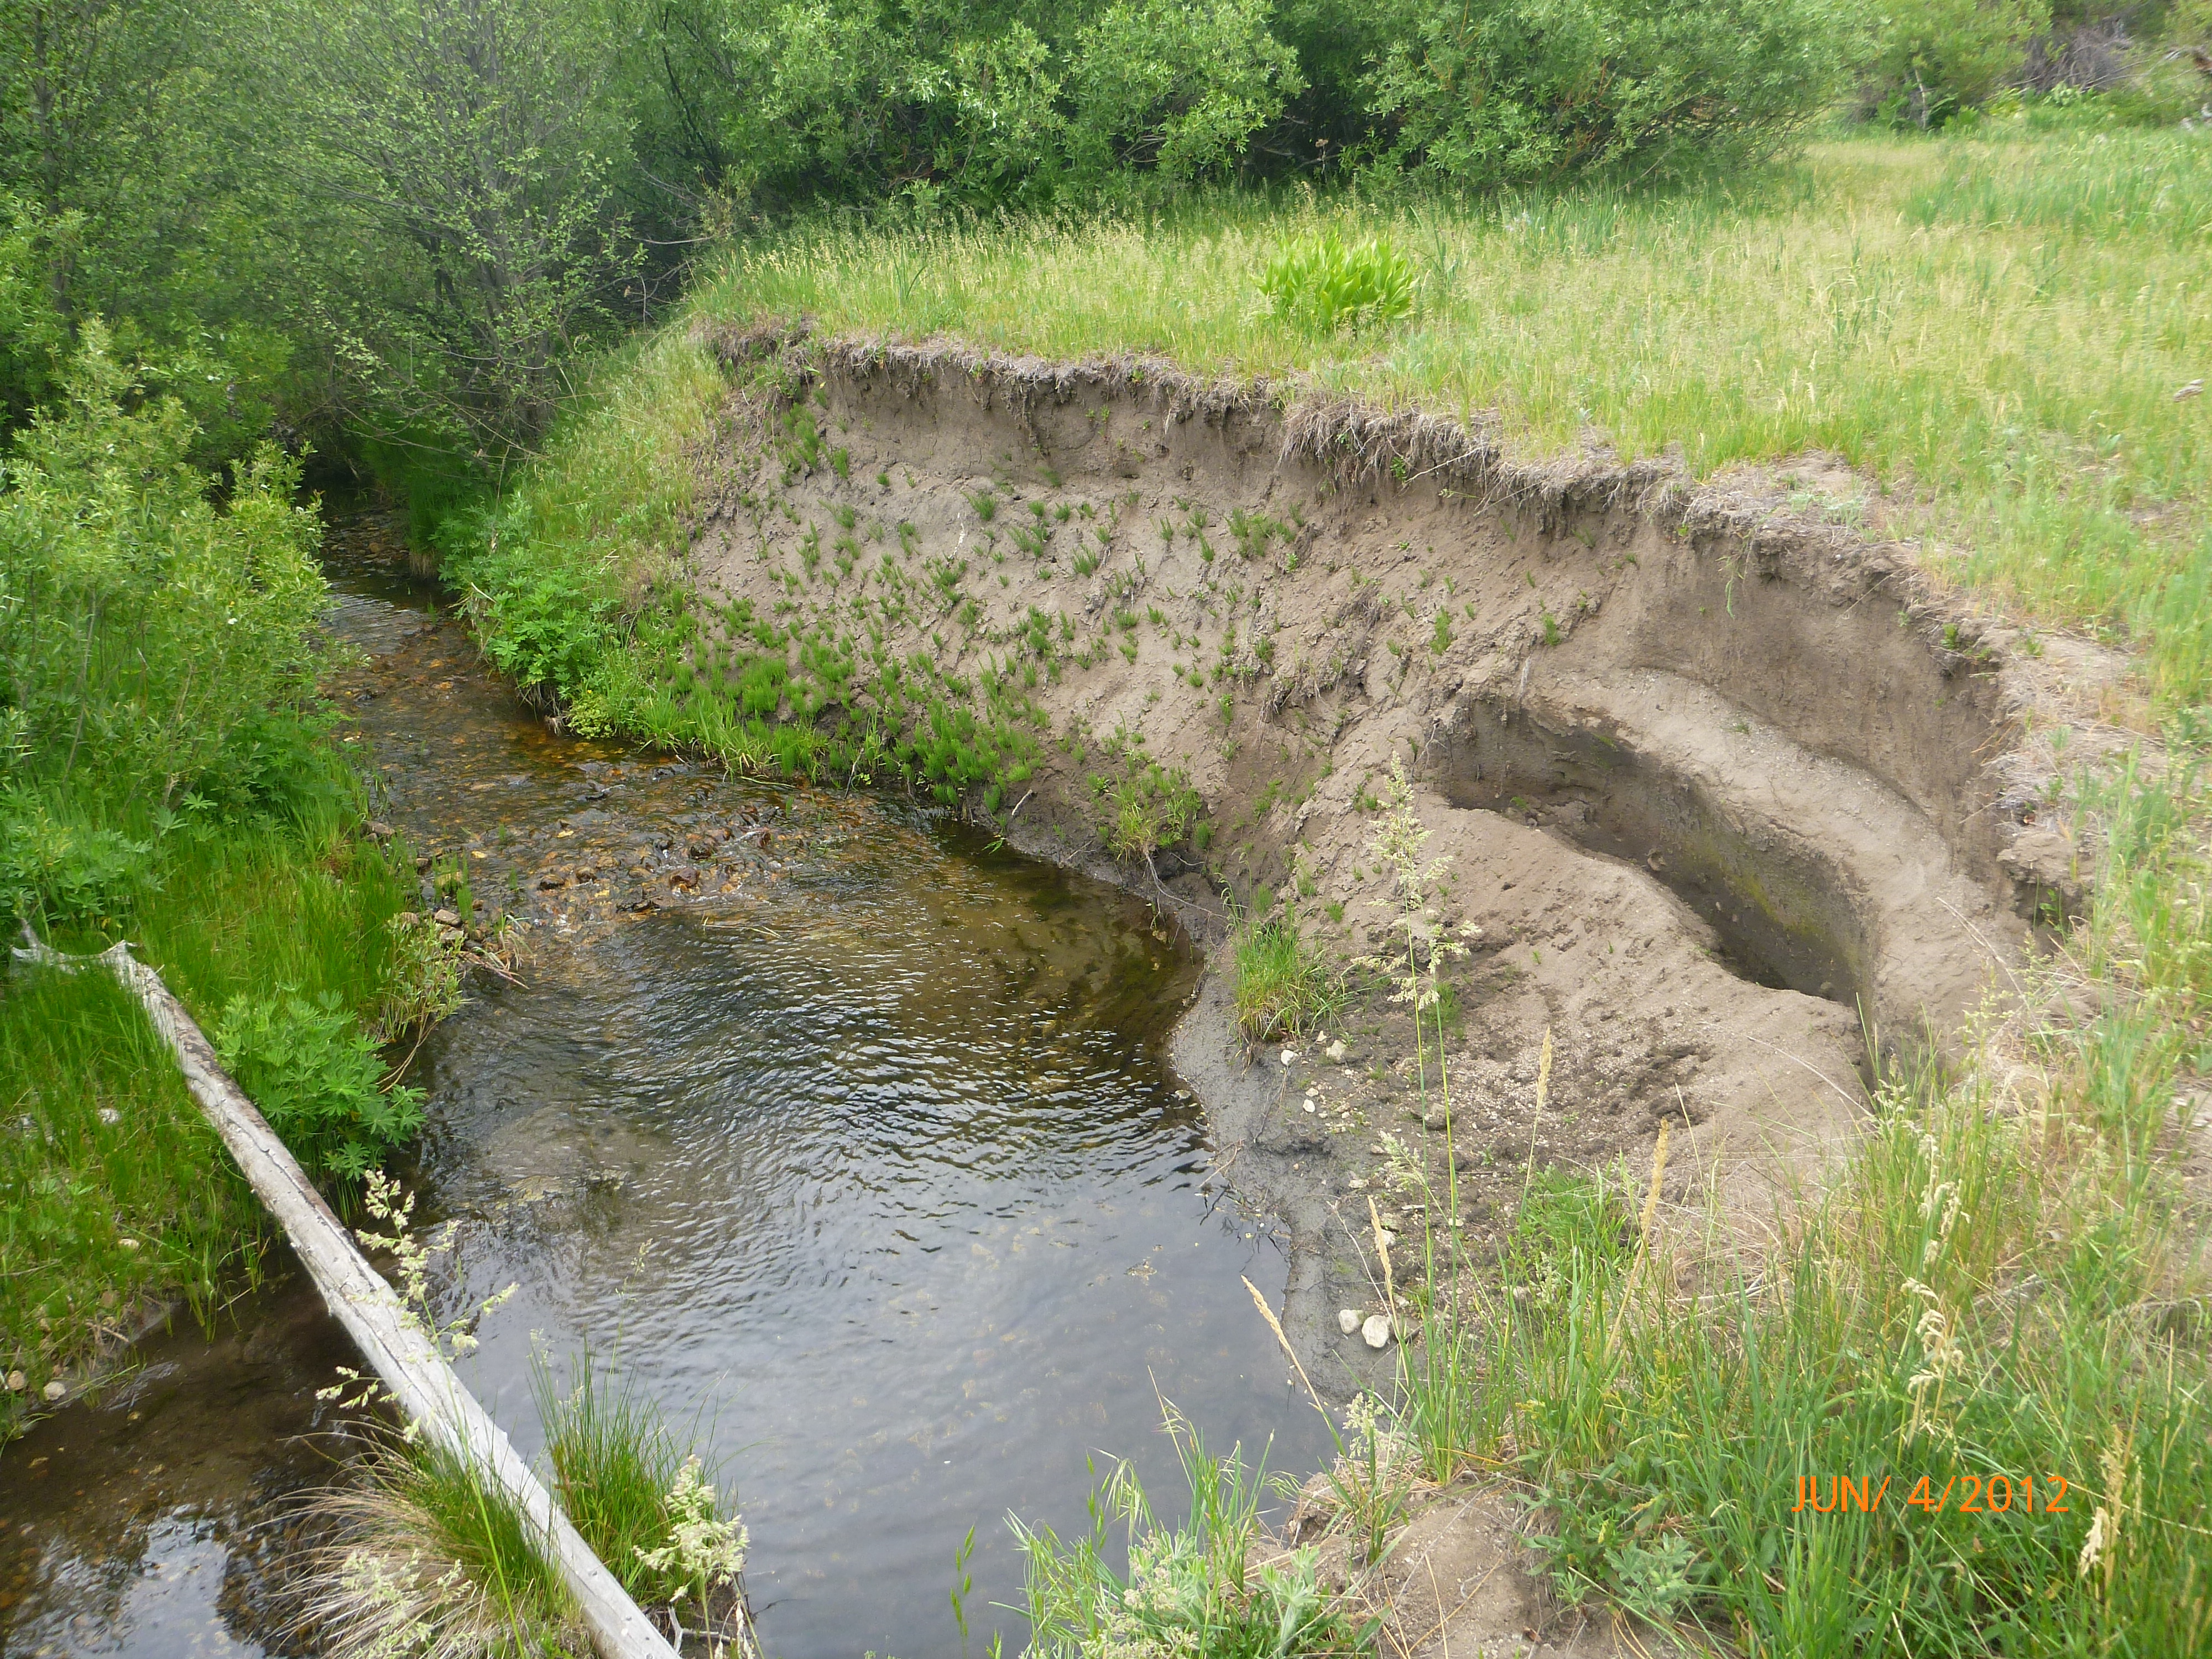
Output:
[0, 504, 1332, 1658]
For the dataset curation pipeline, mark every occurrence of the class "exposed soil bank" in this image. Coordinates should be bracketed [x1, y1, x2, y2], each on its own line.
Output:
[680, 327, 2133, 1396]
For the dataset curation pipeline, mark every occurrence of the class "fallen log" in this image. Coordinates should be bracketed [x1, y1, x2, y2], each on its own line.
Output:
[12, 934, 678, 1659]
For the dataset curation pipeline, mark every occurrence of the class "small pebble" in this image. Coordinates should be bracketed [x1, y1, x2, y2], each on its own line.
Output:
[1337, 1308, 1363, 1335]
[4, 1370, 24, 1392]
[1361, 1313, 1394, 1350]
[42, 1379, 65, 1402]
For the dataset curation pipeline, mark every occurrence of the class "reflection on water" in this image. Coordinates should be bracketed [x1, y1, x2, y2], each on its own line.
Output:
[0, 502, 1328, 1659]
[0, 1276, 350, 1659]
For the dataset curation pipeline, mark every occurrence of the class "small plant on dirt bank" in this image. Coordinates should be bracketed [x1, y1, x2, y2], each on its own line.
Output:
[1016, 1408, 1374, 1659]
[1233, 910, 1341, 1043]
[1091, 739, 1203, 867]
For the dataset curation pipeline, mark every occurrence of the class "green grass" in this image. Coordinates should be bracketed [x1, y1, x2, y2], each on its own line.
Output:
[1015, 1408, 1372, 1659]
[540, 1358, 687, 1604]
[534, 1350, 753, 1648]
[693, 129, 2212, 712]
[1232, 914, 1340, 1043]
[3, 772, 446, 1433]
[0, 964, 262, 1434]
[128, 813, 430, 1045]
[304, 1430, 587, 1659]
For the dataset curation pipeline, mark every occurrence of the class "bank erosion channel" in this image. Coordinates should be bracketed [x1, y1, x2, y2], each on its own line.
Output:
[0, 507, 1329, 1659]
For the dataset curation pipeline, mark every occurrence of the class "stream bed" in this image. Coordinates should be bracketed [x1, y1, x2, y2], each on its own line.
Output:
[0, 505, 1331, 1658]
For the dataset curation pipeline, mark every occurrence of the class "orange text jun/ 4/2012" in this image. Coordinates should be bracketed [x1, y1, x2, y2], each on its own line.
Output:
[1792, 1474, 2073, 1516]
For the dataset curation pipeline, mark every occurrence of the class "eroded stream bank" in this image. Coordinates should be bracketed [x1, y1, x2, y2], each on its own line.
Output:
[646, 331, 2138, 1392]
[0, 504, 1329, 1659]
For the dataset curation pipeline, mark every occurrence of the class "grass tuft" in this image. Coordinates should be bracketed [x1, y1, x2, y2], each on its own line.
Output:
[535, 1350, 754, 1650]
[1232, 914, 1340, 1044]
[1016, 1407, 1372, 1659]
[298, 1432, 587, 1659]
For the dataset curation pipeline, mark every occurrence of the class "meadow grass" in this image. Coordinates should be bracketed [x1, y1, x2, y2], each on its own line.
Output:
[690, 128, 2212, 711]
[0, 963, 262, 1433]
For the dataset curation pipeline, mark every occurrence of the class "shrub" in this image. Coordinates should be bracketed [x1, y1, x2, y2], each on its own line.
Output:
[0, 330, 327, 813]
[1366, 0, 1855, 186]
[211, 990, 424, 1187]
[0, 790, 155, 929]
[1261, 232, 1416, 332]
[1862, 0, 2049, 128]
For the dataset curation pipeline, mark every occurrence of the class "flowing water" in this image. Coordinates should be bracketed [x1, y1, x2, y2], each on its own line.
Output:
[0, 504, 1329, 1658]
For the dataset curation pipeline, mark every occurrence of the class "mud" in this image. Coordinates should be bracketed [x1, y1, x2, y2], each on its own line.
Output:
[682, 328, 2136, 1396]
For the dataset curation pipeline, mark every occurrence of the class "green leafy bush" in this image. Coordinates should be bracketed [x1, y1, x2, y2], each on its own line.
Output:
[0, 331, 327, 813]
[0, 791, 155, 928]
[212, 991, 424, 1187]
[439, 504, 623, 701]
[1260, 232, 1416, 332]
[1862, 0, 2048, 128]
[1366, 0, 1854, 185]
[671, 0, 1302, 211]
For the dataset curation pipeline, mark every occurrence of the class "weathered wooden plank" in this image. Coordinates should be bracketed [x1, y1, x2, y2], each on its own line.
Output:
[14, 937, 678, 1659]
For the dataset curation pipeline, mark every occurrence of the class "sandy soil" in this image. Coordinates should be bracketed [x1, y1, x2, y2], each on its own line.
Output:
[674, 326, 2145, 1645]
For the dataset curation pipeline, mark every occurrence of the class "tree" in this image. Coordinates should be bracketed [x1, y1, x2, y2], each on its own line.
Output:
[1368, 0, 1861, 186]
[1864, 0, 2051, 124]
[268, 0, 644, 455]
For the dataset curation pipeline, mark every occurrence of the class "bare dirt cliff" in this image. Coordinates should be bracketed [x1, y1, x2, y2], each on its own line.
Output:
[677, 325, 2129, 1399]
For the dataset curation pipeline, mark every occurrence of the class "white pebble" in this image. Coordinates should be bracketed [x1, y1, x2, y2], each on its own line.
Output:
[1338, 1308, 1363, 1335]
[1361, 1313, 1394, 1350]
